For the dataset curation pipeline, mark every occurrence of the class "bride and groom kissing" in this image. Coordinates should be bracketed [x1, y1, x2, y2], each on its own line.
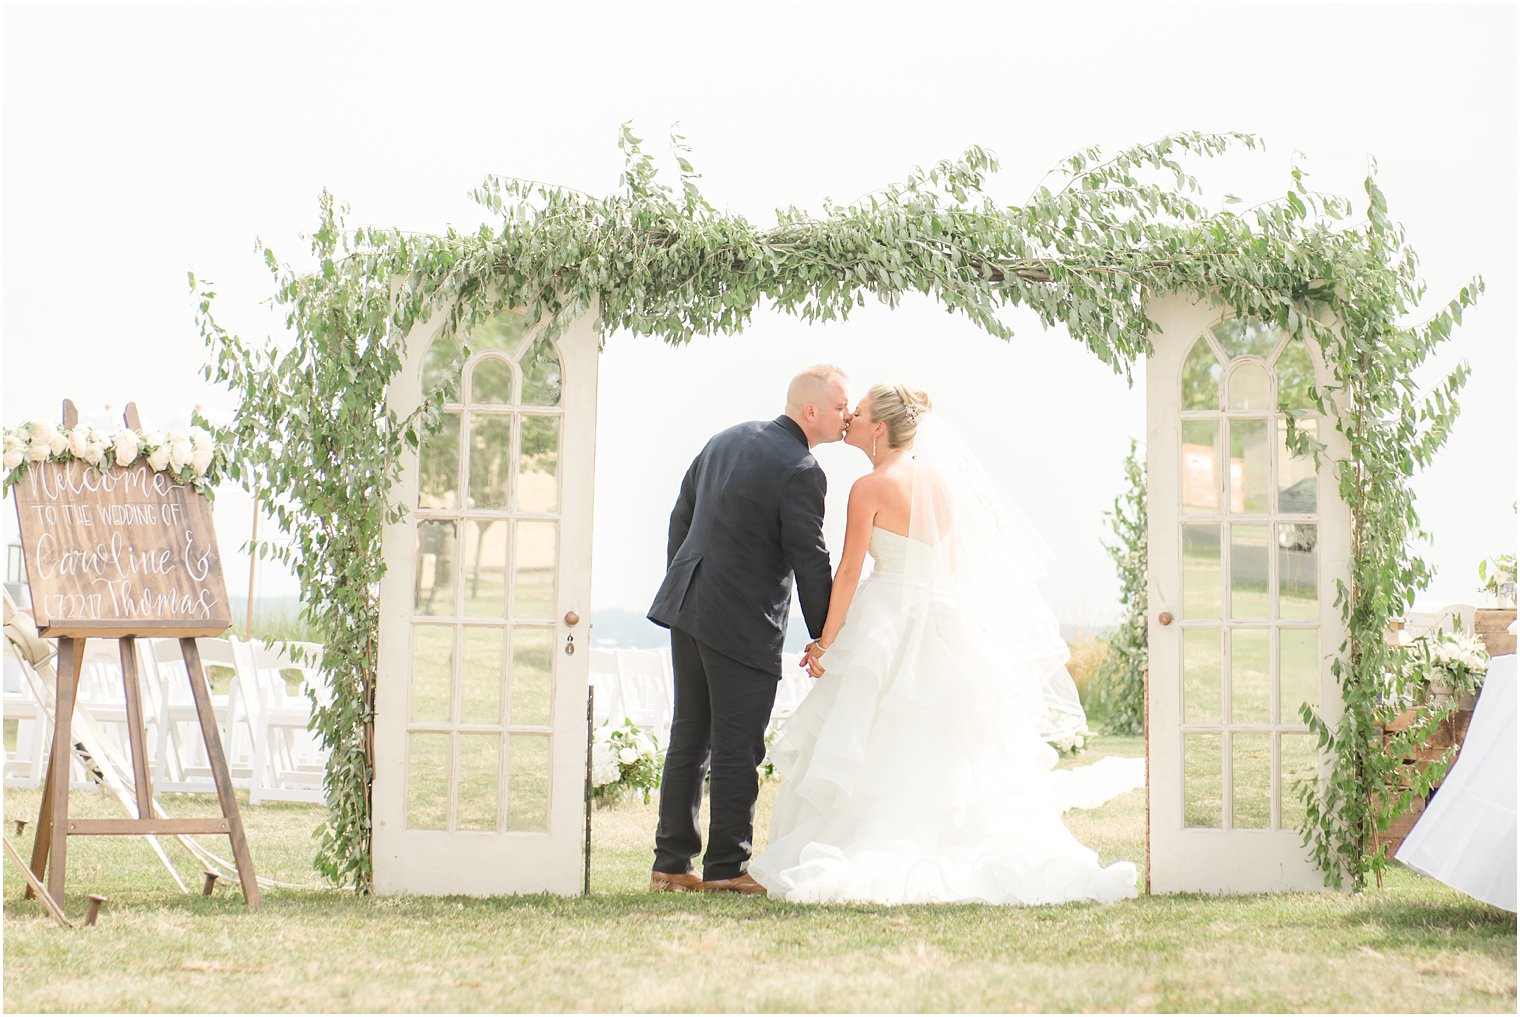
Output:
[646, 364, 1140, 905]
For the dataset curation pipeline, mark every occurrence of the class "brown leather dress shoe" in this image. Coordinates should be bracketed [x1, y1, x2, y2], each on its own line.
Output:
[650, 870, 704, 892]
[699, 872, 768, 896]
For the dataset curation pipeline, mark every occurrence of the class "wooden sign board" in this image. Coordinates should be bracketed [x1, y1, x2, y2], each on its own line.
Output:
[12, 460, 232, 638]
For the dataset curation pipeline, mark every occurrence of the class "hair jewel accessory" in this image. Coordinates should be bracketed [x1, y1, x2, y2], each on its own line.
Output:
[894, 385, 919, 424]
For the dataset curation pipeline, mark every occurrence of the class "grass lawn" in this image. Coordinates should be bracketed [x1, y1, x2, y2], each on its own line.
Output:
[3, 735, 1513, 1013]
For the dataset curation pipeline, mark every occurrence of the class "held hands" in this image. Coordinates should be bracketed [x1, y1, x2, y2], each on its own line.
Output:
[800, 639, 831, 678]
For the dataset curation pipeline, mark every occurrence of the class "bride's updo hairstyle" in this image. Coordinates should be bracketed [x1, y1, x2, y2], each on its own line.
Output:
[867, 383, 933, 450]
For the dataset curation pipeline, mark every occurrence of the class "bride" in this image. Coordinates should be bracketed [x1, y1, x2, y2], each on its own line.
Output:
[747, 384, 1141, 905]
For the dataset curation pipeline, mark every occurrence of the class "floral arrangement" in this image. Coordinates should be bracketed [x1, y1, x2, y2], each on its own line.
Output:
[2, 421, 226, 495]
[1478, 553, 1516, 608]
[590, 719, 663, 804]
[1050, 725, 1092, 756]
[1378, 629, 1489, 710]
[1416, 628, 1490, 702]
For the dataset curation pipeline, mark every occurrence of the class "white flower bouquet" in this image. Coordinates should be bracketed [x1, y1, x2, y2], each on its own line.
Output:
[1050, 725, 1091, 756]
[1418, 628, 1490, 702]
[1479, 553, 1516, 608]
[3, 420, 226, 495]
[590, 719, 663, 804]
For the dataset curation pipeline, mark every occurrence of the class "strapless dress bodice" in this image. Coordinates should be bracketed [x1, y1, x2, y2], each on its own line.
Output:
[867, 525, 913, 575]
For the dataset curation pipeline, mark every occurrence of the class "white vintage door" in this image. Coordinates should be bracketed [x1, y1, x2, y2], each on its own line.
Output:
[374, 305, 599, 896]
[1147, 294, 1349, 893]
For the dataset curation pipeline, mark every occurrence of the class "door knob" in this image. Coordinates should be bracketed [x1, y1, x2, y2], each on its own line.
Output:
[1158, 611, 1174, 626]
[564, 610, 581, 626]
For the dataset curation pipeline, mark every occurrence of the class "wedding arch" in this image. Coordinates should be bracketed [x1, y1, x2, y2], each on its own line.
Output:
[198, 127, 1480, 893]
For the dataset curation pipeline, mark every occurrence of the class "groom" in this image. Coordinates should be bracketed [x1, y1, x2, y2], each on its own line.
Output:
[646, 364, 850, 894]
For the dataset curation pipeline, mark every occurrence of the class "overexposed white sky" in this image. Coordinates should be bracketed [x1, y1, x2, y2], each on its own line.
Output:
[3, 2, 1516, 627]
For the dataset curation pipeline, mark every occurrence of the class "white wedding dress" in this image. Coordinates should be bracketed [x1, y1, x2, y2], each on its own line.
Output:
[748, 419, 1141, 906]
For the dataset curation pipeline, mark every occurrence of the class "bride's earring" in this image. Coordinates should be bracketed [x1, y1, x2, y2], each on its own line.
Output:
[871, 432, 878, 460]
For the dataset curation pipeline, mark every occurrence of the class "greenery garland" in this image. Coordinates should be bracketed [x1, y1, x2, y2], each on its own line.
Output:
[1091, 439, 1147, 737]
[198, 126, 1478, 891]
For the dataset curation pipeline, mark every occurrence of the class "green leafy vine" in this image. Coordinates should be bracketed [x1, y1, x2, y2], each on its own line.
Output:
[198, 126, 1478, 891]
[1091, 439, 1147, 736]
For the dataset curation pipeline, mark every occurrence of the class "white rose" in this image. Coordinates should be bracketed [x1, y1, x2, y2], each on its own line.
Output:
[140, 429, 165, 449]
[591, 743, 620, 787]
[26, 437, 50, 462]
[82, 440, 106, 466]
[32, 422, 65, 456]
[618, 747, 638, 766]
[2, 447, 21, 471]
[592, 725, 613, 745]
[112, 430, 141, 466]
[167, 435, 193, 472]
[189, 426, 213, 452]
[190, 447, 214, 476]
[146, 444, 172, 472]
[66, 428, 89, 458]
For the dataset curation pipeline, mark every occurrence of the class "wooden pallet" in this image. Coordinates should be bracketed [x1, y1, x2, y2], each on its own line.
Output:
[1476, 608, 1516, 658]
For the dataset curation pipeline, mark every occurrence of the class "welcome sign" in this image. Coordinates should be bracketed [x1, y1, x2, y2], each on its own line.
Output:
[12, 459, 231, 638]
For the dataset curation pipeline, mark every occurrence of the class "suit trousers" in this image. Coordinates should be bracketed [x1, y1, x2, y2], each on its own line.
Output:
[653, 627, 780, 881]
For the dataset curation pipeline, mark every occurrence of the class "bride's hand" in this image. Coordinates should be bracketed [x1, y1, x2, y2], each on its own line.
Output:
[802, 639, 830, 678]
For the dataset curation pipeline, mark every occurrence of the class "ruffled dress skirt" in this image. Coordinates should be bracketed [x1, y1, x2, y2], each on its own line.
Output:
[748, 563, 1141, 905]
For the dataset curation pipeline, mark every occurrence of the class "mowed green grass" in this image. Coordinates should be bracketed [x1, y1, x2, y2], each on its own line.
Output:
[3, 735, 1514, 1013]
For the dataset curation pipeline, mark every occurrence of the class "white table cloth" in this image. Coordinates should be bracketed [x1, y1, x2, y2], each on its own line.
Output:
[1396, 653, 1516, 911]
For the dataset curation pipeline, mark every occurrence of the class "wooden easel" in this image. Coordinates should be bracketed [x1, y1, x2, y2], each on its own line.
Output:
[16, 401, 261, 911]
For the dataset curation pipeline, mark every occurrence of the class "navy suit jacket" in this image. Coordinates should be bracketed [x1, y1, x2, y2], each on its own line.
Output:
[647, 416, 833, 675]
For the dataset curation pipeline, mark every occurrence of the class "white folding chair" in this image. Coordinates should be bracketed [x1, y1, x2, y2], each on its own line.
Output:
[771, 669, 814, 722]
[72, 638, 147, 792]
[614, 648, 674, 746]
[148, 637, 255, 793]
[246, 639, 328, 804]
[1400, 602, 1477, 643]
[3, 650, 49, 788]
[587, 648, 624, 728]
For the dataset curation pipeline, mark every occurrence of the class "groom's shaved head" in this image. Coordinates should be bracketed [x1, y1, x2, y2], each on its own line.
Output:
[786, 364, 848, 416]
[786, 364, 851, 448]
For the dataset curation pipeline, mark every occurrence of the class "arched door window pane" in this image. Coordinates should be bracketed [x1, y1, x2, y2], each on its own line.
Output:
[1228, 361, 1272, 411]
[422, 337, 462, 401]
[466, 311, 528, 355]
[522, 332, 563, 406]
[1274, 339, 1316, 413]
[1181, 337, 1223, 410]
[471, 357, 515, 405]
[1211, 317, 1279, 359]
